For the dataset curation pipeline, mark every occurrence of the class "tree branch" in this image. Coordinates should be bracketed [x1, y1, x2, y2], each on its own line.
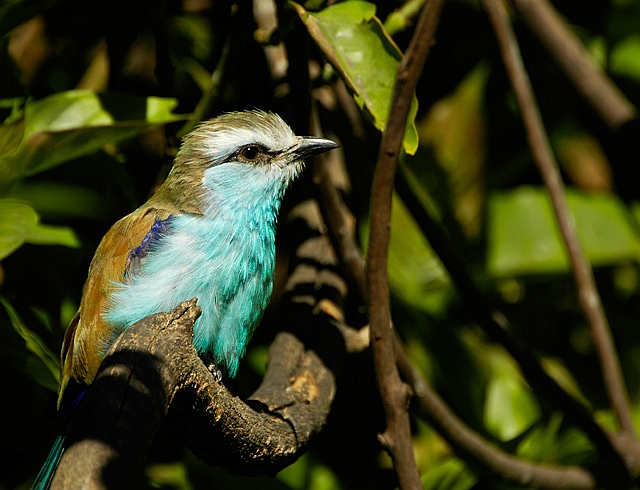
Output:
[313, 93, 635, 488]
[394, 342, 604, 489]
[481, 0, 637, 439]
[508, 0, 636, 130]
[367, 1, 445, 489]
[50, 299, 335, 488]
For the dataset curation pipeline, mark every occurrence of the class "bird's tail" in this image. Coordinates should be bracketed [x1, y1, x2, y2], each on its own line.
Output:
[32, 387, 87, 489]
[31, 434, 65, 490]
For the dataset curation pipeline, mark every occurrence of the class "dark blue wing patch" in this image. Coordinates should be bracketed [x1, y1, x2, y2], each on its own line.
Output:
[124, 215, 173, 281]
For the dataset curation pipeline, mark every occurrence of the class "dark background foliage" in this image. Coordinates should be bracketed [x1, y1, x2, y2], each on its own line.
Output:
[1, 0, 640, 488]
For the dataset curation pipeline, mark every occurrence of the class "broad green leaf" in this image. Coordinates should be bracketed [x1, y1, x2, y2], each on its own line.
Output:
[487, 187, 640, 276]
[0, 198, 80, 259]
[0, 90, 185, 189]
[0, 199, 38, 260]
[294, 1, 419, 154]
[0, 297, 59, 392]
[0, 119, 26, 188]
[361, 193, 452, 317]
[484, 347, 541, 441]
[25, 223, 80, 249]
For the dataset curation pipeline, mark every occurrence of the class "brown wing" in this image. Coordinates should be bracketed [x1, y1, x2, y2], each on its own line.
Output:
[58, 206, 173, 405]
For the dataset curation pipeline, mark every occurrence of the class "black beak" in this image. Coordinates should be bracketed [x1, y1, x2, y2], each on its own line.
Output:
[294, 136, 339, 160]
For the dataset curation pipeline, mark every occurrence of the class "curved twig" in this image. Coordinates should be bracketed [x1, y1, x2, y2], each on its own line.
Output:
[508, 0, 636, 130]
[312, 97, 634, 489]
[481, 0, 637, 440]
[367, 1, 446, 489]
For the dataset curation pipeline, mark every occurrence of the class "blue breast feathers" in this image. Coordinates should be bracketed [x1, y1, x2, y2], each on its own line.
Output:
[102, 161, 295, 377]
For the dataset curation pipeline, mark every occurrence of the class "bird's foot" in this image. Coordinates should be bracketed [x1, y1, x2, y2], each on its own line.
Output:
[207, 361, 223, 383]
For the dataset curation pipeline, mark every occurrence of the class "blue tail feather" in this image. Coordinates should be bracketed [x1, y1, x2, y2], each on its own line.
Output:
[32, 387, 87, 489]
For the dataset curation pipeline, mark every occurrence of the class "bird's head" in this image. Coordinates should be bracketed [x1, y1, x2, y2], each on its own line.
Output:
[156, 110, 338, 214]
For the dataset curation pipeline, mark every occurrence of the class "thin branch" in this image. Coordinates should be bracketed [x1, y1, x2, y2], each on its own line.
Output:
[395, 342, 602, 489]
[481, 0, 636, 438]
[367, 1, 445, 489]
[314, 133, 640, 489]
[508, 0, 636, 130]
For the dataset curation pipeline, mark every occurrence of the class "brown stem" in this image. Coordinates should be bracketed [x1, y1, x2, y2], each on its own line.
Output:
[367, 1, 446, 489]
[481, 0, 636, 438]
[314, 143, 634, 487]
[509, 0, 636, 130]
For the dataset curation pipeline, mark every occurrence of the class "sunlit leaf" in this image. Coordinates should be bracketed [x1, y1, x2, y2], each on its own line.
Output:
[517, 413, 594, 465]
[484, 348, 541, 441]
[610, 34, 640, 82]
[25, 223, 80, 249]
[0, 198, 80, 259]
[0, 90, 186, 189]
[294, 1, 419, 154]
[487, 187, 640, 276]
[0, 199, 38, 260]
[361, 193, 452, 317]
[422, 458, 477, 490]
[0, 297, 59, 392]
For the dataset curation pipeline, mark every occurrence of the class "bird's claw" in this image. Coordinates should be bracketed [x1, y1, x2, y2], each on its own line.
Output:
[207, 362, 223, 383]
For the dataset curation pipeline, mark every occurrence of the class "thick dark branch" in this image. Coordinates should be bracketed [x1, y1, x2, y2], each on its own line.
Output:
[482, 0, 637, 440]
[366, 1, 446, 489]
[508, 0, 636, 130]
[51, 298, 335, 489]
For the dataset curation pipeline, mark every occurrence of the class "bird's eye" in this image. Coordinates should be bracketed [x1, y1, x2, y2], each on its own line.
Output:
[239, 145, 262, 162]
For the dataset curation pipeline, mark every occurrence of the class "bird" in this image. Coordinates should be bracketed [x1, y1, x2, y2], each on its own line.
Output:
[33, 110, 338, 488]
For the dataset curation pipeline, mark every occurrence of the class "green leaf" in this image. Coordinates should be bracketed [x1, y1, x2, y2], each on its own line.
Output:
[0, 90, 186, 189]
[0, 199, 38, 260]
[517, 413, 594, 465]
[0, 198, 80, 259]
[0, 297, 59, 392]
[483, 348, 541, 441]
[610, 34, 640, 82]
[421, 458, 477, 490]
[360, 193, 452, 317]
[487, 187, 640, 276]
[25, 222, 80, 248]
[294, 1, 419, 154]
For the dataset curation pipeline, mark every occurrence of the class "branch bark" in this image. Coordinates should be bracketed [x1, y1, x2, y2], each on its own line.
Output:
[50, 299, 335, 489]
[481, 0, 637, 440]
[366, 1, 445, 489]
[313, 98, 635, 488]
[508, 0, 636, 130]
